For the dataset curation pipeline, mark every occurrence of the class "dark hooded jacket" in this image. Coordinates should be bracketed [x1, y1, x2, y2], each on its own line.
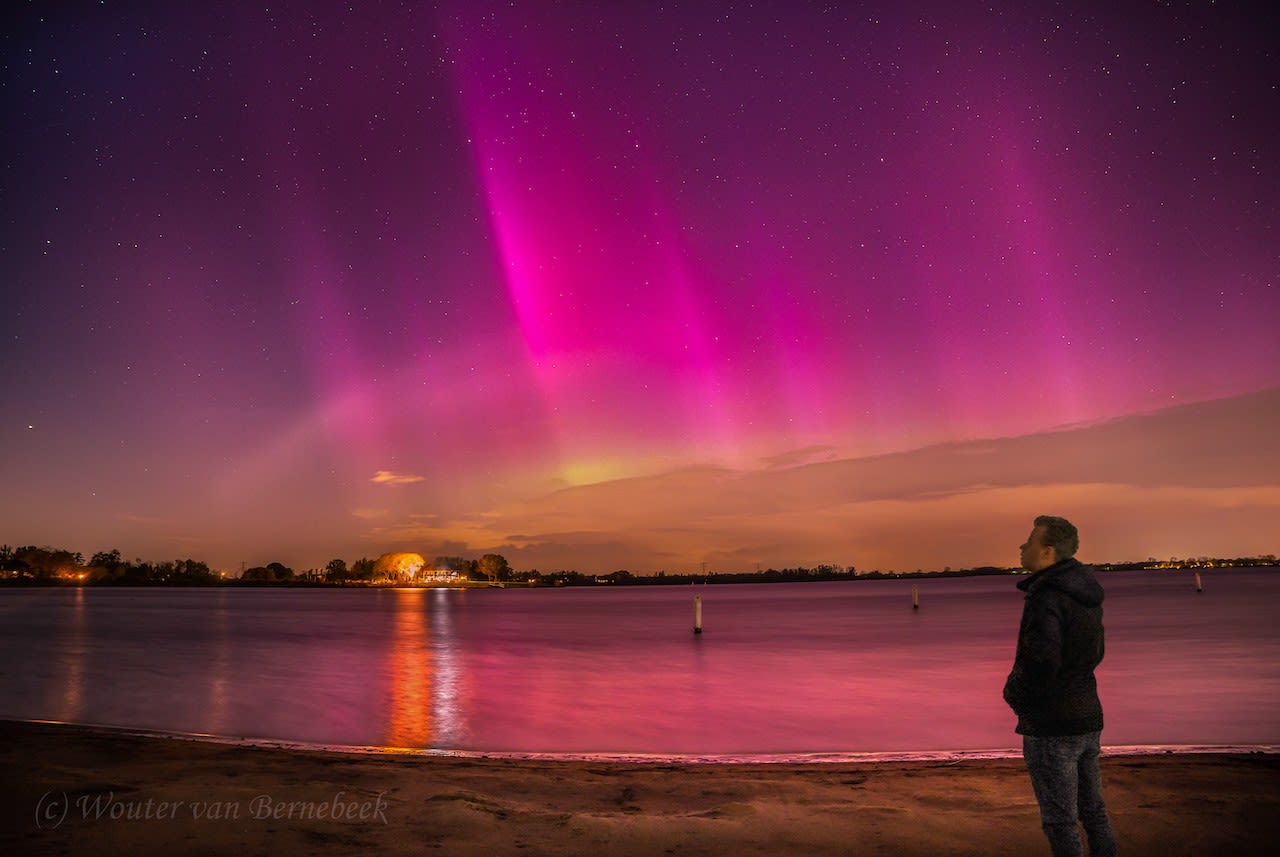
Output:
[1003, 557, 1106, 736]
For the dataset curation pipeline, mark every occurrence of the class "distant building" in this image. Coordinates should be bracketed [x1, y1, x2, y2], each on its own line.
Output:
[417, 567, 464, 584]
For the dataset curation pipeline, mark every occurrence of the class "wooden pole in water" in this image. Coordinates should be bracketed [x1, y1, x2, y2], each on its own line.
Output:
[694, 594, 703, 633]
[1195, 572, 1203, 593]
[912, 584, 919, 609]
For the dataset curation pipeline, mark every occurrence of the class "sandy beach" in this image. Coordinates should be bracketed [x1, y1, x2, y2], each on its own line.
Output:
[1, 720, 1276, 856]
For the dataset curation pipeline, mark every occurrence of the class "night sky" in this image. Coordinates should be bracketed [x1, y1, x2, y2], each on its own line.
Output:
[4, 1, 1277, 575]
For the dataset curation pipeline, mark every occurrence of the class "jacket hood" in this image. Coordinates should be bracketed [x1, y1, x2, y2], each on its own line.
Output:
[1016, 557, 1105, 606]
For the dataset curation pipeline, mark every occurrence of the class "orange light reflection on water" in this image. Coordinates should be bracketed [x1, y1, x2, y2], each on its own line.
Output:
[58, 586, 86, 721]
[384, 589, 433, 748]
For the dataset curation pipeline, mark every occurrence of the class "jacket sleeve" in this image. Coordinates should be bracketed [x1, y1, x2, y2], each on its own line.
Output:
[1003, 595, 1065, 713]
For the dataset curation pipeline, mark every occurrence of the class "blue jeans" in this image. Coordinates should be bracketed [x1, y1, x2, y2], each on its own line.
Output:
[1022, 732, 1118, 857]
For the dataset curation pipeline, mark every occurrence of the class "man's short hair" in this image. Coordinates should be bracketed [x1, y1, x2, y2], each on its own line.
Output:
[1034, 515, 1079, 559]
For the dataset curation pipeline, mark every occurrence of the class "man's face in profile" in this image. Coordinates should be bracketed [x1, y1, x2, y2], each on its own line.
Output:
[1020, 525, 1055, 572]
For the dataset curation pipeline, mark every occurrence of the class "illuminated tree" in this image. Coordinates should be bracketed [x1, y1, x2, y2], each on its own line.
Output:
[373, 552, 425, 583]
[12, 546, 80, 580]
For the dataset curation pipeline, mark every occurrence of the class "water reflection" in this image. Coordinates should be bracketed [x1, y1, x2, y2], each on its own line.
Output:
[385, 589, 432, 747]
[383, 588, 468, 749]
[4, 571, 1275, 754]
[57, 586, 86, 722]
[205, 589, 231, 735]
[429, 588, 465, 747]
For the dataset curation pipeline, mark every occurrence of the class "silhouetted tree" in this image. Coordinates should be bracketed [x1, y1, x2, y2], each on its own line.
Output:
[171, 558, 215, 584]
[325, 558, 349, 582]
[266, 561, 294, 580]
[240, 562, 294, 582]
[89, 549, 123, 575]
[477, 553, 510, 583]
[351, 557, 375, 581]
[241, 565, 270, 581]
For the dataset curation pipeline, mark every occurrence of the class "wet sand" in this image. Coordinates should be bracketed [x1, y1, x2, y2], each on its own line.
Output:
[1, 720, 1276, 856]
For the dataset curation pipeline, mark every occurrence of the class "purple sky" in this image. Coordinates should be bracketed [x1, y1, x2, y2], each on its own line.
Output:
[3, 1, 1277, 574]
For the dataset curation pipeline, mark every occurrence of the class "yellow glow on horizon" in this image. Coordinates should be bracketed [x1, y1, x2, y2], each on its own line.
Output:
[558, 458, 634, 487]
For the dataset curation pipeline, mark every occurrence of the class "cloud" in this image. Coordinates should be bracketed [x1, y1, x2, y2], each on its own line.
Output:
[116, 513, 163, 525]
[370, 470, 425, 486]
[356, 389, 1280, 573]
[759, 445, 839, 469]
[350, 508, 390, 520]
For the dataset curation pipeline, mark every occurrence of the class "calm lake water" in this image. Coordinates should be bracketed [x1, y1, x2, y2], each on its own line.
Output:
[1, 569, 1277, 759]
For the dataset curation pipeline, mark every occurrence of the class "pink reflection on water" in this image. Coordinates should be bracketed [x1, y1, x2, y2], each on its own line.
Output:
[2, 571, 1277, 756]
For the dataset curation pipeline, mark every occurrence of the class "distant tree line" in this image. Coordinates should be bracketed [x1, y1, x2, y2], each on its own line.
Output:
[0, 545, 219, 584]
[314, 554, 510, 584]
[526, 564, 1016, 587]
[2, 542, 1276, 587]
[1095, 555, 1278, 571]
[0, 544, 514, 586]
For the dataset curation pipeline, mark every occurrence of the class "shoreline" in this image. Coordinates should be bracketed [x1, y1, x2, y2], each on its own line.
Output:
[12, 717, 1280, 765]
[3, 720, 1277, 856]
[4, 561, 1276, 589]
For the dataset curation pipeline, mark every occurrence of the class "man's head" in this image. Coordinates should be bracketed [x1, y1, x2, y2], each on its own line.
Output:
[1020, 515, 1079, 572]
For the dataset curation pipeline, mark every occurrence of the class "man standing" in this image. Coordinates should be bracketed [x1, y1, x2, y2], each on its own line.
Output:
[1004, 515, 1118, 857]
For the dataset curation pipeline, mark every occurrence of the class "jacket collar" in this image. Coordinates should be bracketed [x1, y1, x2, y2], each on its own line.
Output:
[1016, 556, 1082, 592]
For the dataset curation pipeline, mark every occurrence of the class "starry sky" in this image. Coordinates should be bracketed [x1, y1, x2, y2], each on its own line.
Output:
[3, 1, 1278, 575]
